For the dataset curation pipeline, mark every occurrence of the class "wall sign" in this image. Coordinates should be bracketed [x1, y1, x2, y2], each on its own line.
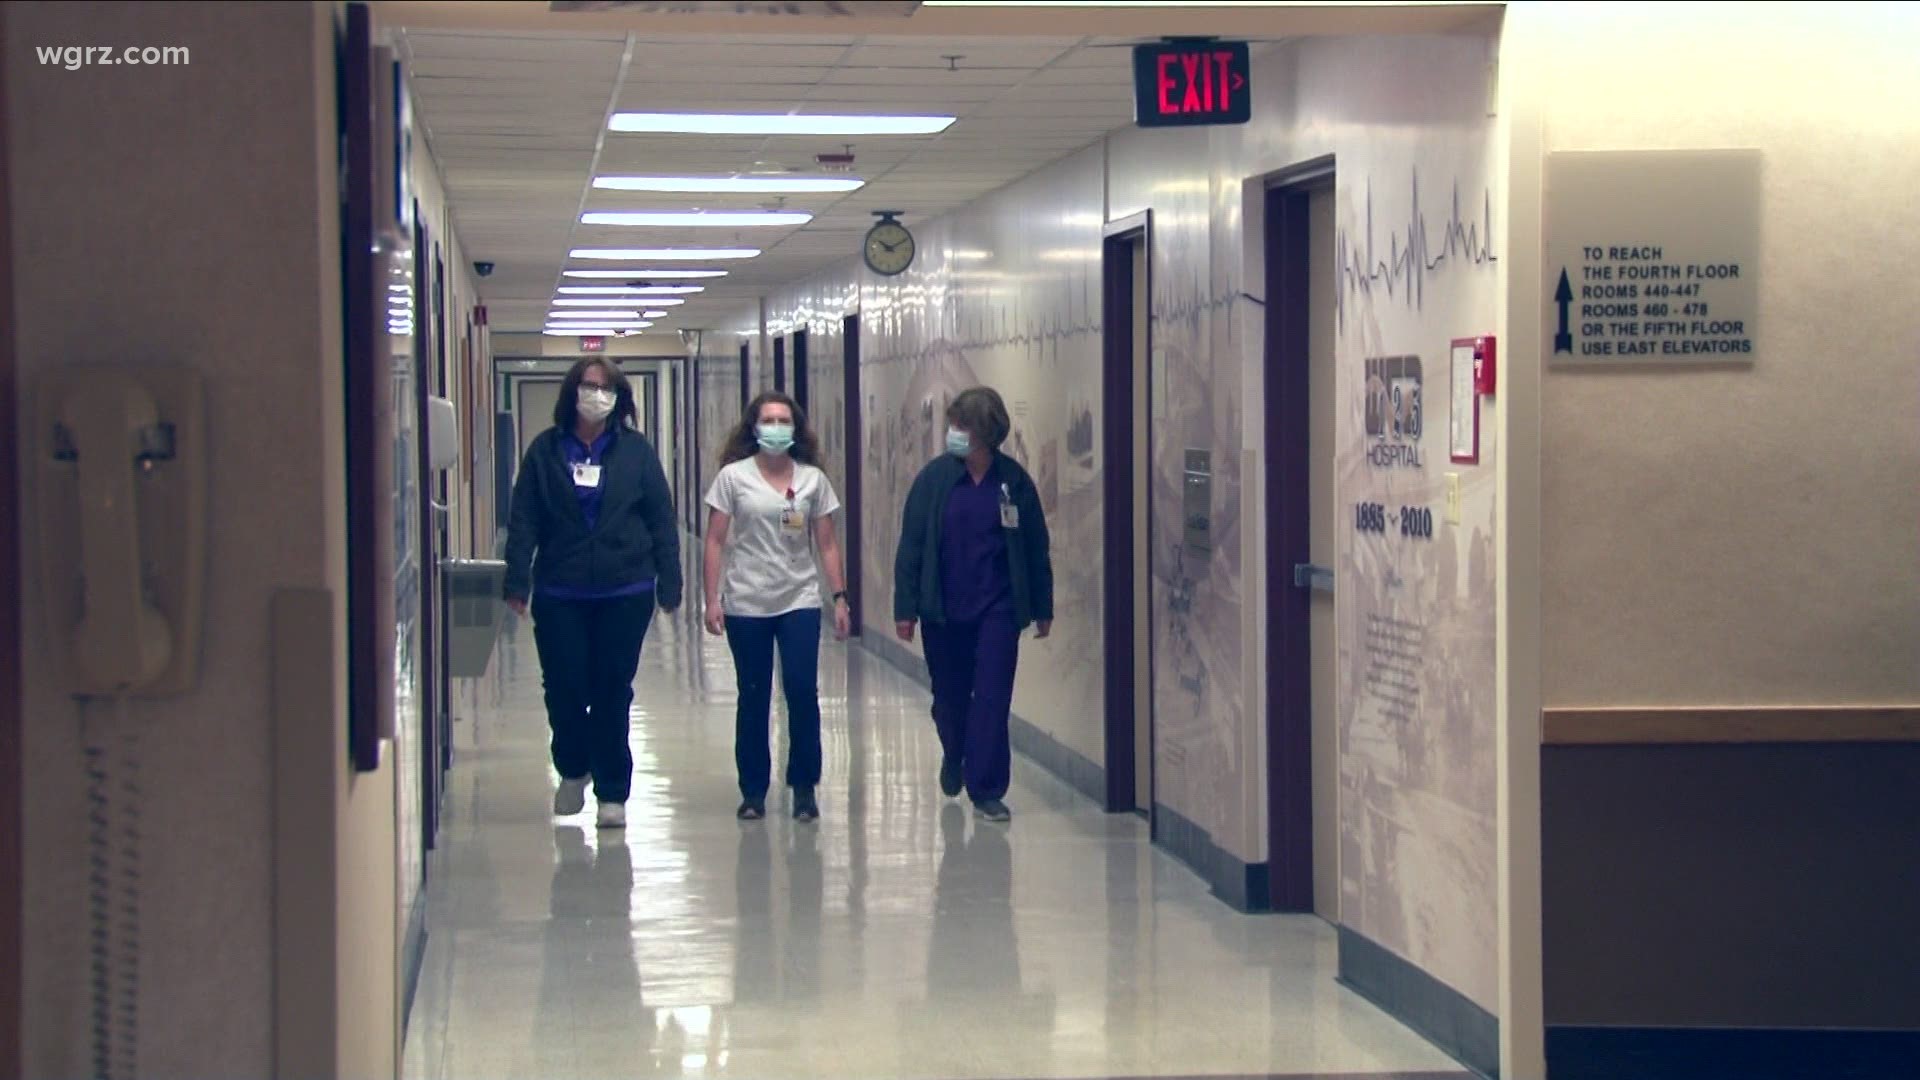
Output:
[1363, 354, 1424, 469]
[1133, 40, 1251, 128]
[1546, 149, 1760, 364]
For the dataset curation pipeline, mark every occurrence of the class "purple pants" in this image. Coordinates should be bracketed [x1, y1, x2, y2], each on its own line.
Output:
[922, 611, 1020, 802]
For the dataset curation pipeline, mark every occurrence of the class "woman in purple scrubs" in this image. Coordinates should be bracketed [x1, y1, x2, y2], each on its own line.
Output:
[892, 387, 1054, 822]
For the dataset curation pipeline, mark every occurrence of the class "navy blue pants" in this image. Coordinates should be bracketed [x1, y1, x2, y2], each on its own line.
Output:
[725, 608, 823, 799]
[922, 611, 1020, 802]
[530, 592, 655, 803]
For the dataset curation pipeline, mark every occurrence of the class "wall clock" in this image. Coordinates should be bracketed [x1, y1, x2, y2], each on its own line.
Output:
[863, 211, 915, 277]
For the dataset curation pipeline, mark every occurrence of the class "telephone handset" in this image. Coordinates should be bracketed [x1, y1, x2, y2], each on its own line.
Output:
[35, 366, 207, 698]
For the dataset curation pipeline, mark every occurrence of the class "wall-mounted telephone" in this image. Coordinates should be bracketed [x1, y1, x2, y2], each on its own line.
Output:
[33, 366, 207, 698]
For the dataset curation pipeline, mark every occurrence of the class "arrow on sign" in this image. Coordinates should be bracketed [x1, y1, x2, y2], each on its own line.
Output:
[1553, 269, 1574, 353]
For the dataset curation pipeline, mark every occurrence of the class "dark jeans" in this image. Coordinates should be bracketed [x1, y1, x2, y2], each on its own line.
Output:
[530, 592, 655, 803]
[725, 608, 823, 799]
[922, 611, 1020, 802]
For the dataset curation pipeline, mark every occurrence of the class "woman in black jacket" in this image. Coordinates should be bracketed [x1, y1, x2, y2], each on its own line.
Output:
[504, 358, 681, 829]
[893, 387, 1053, 822]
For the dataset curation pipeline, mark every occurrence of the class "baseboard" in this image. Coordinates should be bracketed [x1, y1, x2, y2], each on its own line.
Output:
[399, 889, 429, 1040]
[1545, 1025, 1920, 1080]
[1153, 801, 1272, 912]
[1339, 927, 1500, 1079]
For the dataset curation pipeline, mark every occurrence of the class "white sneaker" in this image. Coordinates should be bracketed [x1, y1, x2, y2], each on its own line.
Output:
[596, 801, 626, 829]
[553, 778, 588, 816]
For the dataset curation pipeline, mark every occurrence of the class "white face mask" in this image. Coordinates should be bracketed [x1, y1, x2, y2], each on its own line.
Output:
[577, 386, 615, 423]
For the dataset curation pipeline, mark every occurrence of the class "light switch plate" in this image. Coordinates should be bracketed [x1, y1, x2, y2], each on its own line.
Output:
[1445, 472, 1462, 524]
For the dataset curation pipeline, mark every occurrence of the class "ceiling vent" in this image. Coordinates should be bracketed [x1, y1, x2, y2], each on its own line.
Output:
[815, 148, 856, 173]
[550, 2, 923, 16]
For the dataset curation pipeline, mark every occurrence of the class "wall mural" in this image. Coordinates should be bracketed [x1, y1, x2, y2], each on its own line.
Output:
[759, 33, 1503, 1015]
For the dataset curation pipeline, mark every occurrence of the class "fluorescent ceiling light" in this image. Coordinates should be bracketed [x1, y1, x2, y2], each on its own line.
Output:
[547, 322, 651, 331]
[571, 248, 759, 261]
[544, 327, 647, 336]
[553, 297, 685, 308]
[563, 269, 727, 279]
[610, 112, 954, 136]
[557, 287, 702, 296]
[594, 176, 865, 194]
[583, 211, 811, 228]
[642, 310, 670, 318]
[549, 309, 642, 319]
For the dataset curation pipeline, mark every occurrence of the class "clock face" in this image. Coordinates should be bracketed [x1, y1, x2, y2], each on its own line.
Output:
[864, 220, 915, 277]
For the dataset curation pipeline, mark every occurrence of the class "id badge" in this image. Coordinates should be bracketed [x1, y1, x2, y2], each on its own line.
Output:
[1000, 501, 1019, 529]
[572, 463, 602, 489]
[780, 508, 806, 535]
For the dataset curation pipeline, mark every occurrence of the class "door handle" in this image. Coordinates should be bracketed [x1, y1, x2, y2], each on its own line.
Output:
[1292, 563, 1333, 593]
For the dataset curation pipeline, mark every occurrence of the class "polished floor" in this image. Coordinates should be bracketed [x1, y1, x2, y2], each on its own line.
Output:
[402, 601, 1470, 1080]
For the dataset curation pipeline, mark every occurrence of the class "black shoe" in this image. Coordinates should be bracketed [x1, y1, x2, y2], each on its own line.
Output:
[793, 787, 820, 823]
[973, 799, 1012, 823]
[736, 798, 766, 821]
[939, 756, 963, 799]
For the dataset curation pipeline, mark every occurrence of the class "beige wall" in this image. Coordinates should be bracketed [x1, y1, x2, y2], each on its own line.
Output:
[1523, 1, 1920, 708]
[6, 3, 396, 1076]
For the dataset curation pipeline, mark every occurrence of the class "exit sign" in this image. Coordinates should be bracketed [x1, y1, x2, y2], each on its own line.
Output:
[579, 336, 605, 352]
[1133, 40, 1251, 128]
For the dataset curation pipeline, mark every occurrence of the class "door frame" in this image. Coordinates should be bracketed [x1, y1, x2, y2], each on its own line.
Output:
[1263, 157, 1335, 913]
[772, 335, 786, 394]
[791, 328, 810, 414]
[1099, 210, 1153, 815]
[840, 314, 863, 633]
[738, 342, 750, 415]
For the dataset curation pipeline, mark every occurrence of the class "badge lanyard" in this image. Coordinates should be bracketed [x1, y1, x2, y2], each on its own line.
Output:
[781, 486, 805, 537]
[571, 443, 603, 489]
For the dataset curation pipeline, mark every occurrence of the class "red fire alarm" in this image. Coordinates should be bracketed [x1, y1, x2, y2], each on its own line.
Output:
[1472, 336, 1496, 395]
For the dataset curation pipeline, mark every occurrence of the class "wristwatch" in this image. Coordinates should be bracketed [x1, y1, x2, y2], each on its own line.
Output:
[832, 590, 849, 604]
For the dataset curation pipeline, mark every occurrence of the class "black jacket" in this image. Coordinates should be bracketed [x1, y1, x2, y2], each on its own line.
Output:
[893, 452, 1054, 630]
[503, 425, 682, 608]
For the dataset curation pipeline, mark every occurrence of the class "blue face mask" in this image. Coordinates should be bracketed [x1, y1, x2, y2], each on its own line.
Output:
[755, 422, 795, 455]
[946, 427, 972, 457]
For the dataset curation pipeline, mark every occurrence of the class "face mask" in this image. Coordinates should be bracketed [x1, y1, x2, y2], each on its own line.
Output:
[946, 427, 972, 457]
[577, 386, 615, 423]
[755, 422, 795, 455]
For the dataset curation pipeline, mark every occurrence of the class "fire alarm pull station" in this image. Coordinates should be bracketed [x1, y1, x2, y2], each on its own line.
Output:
[1469, 335, 1496, 396]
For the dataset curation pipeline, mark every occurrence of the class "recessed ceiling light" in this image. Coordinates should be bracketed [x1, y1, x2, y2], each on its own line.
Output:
[609, 112, 955, 136]
[593, 176, 866, 194]
[549, 309, 642, 319]
[557, 287, 701, 297]
[562, 269, 728, 279]
[570, 248, 759, 261]
[582, 211, 811, 228]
